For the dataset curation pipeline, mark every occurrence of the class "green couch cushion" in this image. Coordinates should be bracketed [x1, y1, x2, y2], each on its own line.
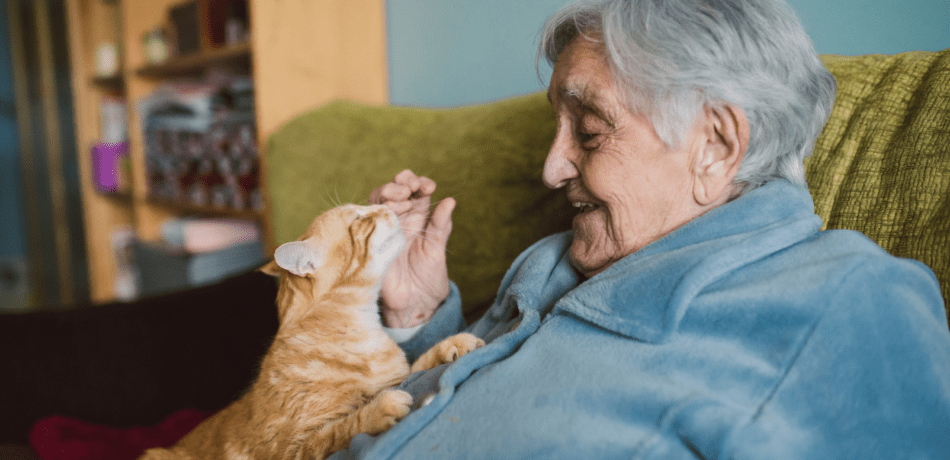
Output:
[266, 93, 569, 320]
[266, 48, 949, 323]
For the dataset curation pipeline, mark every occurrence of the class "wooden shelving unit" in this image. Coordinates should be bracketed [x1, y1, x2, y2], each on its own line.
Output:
[90, 75, 125, 89]
[65, 0, 390, 303]
[146, 198, 264, 220]
[136, 41, 251, 78]
[98, 190, 134, 202]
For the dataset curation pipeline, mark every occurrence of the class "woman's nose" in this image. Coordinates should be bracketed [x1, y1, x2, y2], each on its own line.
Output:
[542, 130, 579, 189]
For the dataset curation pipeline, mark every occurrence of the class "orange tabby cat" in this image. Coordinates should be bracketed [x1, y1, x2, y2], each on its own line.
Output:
[140, 204, 483, 460]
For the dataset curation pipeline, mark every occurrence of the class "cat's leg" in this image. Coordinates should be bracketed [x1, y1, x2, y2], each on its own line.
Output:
[410, 332, 485, 373]
[308, 389, 413, 458]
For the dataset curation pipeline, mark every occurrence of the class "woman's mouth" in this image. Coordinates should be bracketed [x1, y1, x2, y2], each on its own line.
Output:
[572, 201, 600, 215]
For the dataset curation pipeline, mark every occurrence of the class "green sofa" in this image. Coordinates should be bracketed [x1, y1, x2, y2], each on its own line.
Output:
[267, 48, 950, 325]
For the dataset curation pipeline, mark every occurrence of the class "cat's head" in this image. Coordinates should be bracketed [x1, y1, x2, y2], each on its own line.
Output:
[260, 204, 404, 317]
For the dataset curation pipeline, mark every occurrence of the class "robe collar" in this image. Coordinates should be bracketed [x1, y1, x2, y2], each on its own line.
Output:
[503, 180, 823, 343]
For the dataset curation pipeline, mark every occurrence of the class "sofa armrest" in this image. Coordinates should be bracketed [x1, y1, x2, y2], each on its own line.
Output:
[0, 270, 279, 445]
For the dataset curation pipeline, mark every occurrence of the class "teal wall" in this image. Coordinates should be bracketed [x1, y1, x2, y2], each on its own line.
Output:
[387, 0, 949, 108]
[387, 0, 573, 107]
[792, 0, 948, 56]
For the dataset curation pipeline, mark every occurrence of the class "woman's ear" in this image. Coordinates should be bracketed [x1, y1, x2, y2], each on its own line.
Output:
[273, 241, 323, 277]
[692, 104, 749, 206]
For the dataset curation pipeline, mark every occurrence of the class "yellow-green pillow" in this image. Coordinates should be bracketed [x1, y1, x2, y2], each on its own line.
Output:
[265, 94, 567, 320]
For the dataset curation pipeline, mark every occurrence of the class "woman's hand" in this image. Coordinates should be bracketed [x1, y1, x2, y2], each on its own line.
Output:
[370, 170, 456, 328]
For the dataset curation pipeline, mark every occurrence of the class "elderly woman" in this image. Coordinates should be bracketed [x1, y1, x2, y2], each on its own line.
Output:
[335, 0, 950, 458]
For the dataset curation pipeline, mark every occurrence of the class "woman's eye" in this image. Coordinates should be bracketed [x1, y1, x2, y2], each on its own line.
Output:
[577, 131, 600, 147]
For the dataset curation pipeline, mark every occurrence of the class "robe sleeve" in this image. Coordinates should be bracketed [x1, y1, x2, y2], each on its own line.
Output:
[396, 281, 467, 363]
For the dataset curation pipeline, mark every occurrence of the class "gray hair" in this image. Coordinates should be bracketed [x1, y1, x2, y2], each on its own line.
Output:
[538, 0, 837, 191]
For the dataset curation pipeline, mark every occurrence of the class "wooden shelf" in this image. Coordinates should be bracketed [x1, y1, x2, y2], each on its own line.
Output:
[136, 42, 251, 78]
[97, 189, 134, 202]
[146, 197, 264, 221]
[91, 74, 125, 90]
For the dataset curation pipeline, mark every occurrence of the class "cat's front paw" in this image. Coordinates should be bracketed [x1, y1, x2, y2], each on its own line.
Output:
[411, 333, 485, 372]
[437, 333, 485, 362]
[364, 389, 412, 434]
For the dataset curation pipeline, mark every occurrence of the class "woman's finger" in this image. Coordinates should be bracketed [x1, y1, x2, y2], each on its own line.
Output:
[424, 197, 455, 251]
[394, 169, 422, 192]
[382, 200, 413, 215]
[371, 182, 411, 204]
[415, 176, 437, 198]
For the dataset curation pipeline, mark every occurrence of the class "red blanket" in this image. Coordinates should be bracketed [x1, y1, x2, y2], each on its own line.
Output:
[29, 410, 211, 460]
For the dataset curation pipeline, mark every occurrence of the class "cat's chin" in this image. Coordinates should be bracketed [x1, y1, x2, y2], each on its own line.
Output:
[370, 230, 405, 276]
[379, 227, 405, 251]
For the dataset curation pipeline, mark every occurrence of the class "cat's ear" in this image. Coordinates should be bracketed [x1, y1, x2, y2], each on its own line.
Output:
[273, 241, 323, 277]
[258, 259, 282, 277]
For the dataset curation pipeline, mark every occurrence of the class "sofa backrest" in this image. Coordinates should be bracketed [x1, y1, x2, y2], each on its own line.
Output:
[265, 48, 949, 325]
[265, 94, 568, 320]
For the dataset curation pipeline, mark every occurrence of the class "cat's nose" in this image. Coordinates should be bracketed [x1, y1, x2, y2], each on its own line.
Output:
[370, 206, 397, 224]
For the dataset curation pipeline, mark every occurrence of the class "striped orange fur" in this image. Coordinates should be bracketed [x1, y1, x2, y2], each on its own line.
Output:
[140, 204, 483, 460]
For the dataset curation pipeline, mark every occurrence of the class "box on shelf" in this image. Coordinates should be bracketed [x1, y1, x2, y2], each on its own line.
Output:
[201, 0, 250, 48]
[161, 217, 261, 253]
[92, 142, 130, 194]
[100, 95, 127, 143]
[133, 238, 264, 297]
[139, 75, 261, 211]
[169, 1, 201, 56]
[110, 225, 138, 301]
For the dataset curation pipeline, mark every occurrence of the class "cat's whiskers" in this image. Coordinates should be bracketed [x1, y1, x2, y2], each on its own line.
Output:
[398, 225, 455, 255]
[324, 187, 373, 209]
[333, 185, 344, 209]
[321, 192, 335, 209]
[324, 189, 344, 209]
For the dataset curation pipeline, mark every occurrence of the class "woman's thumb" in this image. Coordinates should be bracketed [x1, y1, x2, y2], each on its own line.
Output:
[426, 197, 456, 249]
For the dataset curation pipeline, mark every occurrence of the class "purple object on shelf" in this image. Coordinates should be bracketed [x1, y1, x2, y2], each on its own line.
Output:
[93, 142, 128, 192]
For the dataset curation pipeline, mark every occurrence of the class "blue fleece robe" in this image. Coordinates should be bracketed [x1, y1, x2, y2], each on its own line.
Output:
[334, 180, 950, 459]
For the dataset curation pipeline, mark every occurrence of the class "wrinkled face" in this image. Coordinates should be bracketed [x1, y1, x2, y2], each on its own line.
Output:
[544, 38, 703, 278]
